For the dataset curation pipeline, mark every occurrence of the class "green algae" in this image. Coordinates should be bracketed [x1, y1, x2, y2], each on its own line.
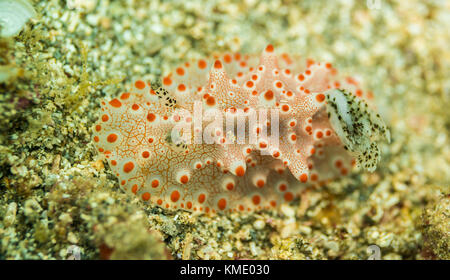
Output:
[420, 195, 450, 259]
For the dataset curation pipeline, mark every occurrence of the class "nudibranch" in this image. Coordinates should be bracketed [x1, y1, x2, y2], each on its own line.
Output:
[92, 45, 389, 213]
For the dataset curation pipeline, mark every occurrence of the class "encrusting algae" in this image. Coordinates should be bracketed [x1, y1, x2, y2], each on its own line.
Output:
[0, 0, 449, 260]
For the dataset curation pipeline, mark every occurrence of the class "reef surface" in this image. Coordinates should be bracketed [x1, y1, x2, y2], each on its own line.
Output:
[0, 0, 448, 260]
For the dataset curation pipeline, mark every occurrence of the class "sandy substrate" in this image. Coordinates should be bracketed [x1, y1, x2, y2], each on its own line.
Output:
[0, 0, 448, 259]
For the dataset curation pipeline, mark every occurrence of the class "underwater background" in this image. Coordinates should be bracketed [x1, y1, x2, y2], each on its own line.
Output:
[0, 0, 448, 260]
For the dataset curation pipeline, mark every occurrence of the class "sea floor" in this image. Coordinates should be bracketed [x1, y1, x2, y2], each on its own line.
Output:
[0, 0, 448, 260]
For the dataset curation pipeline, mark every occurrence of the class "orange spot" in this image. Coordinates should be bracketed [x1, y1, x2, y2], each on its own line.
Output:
[198, 59, 207, 69]
[135, 80, 145, 89]
[120, 92, 130, 100]
[346, 77, 358, 85]
[284, 192, 294, 202]
[291, 134, 297, 141]
[176, 67, 185, 76]
[341, 168, 348, 175]
[123, 162, 134, 173]
[282, 105, 289, 112]
[132, 104, 139, 110]
[142, 151, 150, 158]
[316, 93, 325, 102]
[246, 81, 254, 88]
[214, 60, 222, 69]
[101, 114, 109, 122]
[265, 44, 274, 52]
[326, 130, 331, 136]
[218, 198, 227, 210]
[356, 89, 363, 97]
[235, 166, 245, 177]
[224, 54, 232, 63]
[310, 148, 316, 155]
[178, 84, 186, 91]
[163, 76, 172, 86]
[270, 200, 277, 207]
[141, 192, 150, 201]
[279, 184, 287, 192]
[131, 184, 138, 194]
[299, 173, 308, 183]
[148, 138, 154, 143]
[298, 74, 305, 81]
[186, 202, 192, 209]
[316, 131, 323, 138]
[264, 90, 274, 100]
[170, 190, 180, 202]
[252, 195, 261, 205]
[94, 136, 99, 142]
[147, 113, 156, 122]
[180, 175, 189, 184]
[206, 96, 216, 106]
[157, 199, 163, 205]
[226, 182, 234, 191]
[107, 134, 117, 143]
[311, 174, 318, 181]
[151, 180, 159, 188]
[198, 194, 206, 204]
[111, 160, 117, 166]
[334, 160, 342, 168]
[234, 53, 241, 60]
[276, 81, 282, 88]
[256, 180, 265, 188]
[109, 98, 122, 108]
[306, 59, 315, 67]
[95, 125, 101, 132]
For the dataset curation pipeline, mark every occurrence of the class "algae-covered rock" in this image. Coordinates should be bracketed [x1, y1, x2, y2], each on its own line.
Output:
[0, 0, 449, 260]
[420, 195, 450, 259]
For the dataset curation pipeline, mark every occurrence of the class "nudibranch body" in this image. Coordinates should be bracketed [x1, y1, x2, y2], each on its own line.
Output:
[92, 45, 389, 213]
